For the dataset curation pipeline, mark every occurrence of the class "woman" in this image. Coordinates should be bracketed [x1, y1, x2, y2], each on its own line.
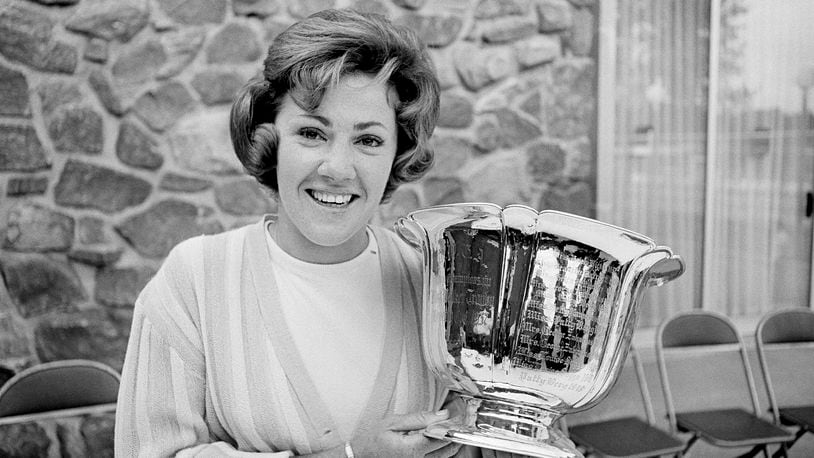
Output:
[114, 8, 466, 458]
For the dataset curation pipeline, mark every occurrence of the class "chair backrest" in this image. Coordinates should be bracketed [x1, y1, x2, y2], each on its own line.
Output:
[0, 359, 121, 418]
[756, 307, 814, 423]
[656, 310, 762, 432]
[564, 348, 660, 427]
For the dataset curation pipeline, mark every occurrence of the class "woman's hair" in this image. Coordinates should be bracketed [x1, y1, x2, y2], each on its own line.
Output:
[230, 8, 440, 201]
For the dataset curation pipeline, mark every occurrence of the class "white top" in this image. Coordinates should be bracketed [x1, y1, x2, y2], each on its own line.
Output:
[265, 224, 385, 440]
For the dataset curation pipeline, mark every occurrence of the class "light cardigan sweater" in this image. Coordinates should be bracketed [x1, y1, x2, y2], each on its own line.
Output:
[114, 217, 441, 457]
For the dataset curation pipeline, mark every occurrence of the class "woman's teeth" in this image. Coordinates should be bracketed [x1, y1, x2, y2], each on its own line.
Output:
[311, 190, 352, 205]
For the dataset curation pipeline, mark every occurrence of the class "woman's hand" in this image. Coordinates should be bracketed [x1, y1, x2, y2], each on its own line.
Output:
[350, 409, 462, 457]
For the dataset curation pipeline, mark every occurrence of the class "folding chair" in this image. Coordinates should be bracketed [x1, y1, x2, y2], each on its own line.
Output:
[565, 348, 685, 458]
[0, 359, 120, 425]
[655, 310, 793, 457]
[756, 307, 814, 456]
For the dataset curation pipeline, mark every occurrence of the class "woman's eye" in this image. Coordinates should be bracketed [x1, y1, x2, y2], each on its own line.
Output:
[298, 127, 324, 141]
[357, 136, 383, 147]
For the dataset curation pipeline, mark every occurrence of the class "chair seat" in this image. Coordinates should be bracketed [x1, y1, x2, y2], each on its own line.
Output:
[676, 408, 794, 447]
[568, 416, 686, 458]
[780, 406, 814, 431]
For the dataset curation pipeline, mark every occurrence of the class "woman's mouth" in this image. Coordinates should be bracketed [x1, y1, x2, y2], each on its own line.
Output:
[308, 190, 356, 207]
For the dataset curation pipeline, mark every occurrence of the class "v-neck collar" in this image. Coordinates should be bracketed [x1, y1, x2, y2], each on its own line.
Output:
[245, 217, 405, 445]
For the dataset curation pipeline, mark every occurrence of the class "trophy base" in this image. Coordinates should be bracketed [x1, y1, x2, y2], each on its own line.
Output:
[424, 395, 582, 458]
[425, 421, 580, 458]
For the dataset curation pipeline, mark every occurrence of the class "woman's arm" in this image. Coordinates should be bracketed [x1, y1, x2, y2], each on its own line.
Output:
[114, 241, 293, 457]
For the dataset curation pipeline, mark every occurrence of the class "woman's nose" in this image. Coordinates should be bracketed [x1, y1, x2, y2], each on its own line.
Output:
[317, 142, 356, 181]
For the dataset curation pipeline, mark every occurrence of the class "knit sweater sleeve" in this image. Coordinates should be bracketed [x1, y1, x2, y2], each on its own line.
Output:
[114, 237, 292, 458]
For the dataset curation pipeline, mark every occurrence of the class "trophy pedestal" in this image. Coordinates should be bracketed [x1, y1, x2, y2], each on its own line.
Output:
[424, 396, 582, 458]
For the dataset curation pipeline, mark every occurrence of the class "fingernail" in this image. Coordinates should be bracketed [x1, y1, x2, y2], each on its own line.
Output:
[434, 409, 449, 417]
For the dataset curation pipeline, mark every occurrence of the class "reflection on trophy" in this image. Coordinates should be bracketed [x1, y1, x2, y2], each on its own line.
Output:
[395, 203, 684, 458]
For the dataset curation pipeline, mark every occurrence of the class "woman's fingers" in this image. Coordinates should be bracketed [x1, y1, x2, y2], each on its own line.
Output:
[388, 409, 450, 432]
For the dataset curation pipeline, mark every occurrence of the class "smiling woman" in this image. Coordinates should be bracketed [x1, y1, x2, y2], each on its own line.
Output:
[272, 73, 399, 263]
[112, 8, 481, 458]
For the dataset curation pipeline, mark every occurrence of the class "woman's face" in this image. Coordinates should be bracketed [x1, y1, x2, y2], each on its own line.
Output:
[273, 73, 398, 263]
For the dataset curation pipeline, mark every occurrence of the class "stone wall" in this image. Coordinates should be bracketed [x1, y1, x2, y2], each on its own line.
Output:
[0, 0, 596, 454]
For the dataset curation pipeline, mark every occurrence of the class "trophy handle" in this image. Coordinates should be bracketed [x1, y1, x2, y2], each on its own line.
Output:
[395, 217, 425, 249]
[645, 250, 685, 287]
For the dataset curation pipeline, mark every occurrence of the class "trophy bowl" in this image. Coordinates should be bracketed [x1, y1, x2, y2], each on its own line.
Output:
[395, 203, 684, 458]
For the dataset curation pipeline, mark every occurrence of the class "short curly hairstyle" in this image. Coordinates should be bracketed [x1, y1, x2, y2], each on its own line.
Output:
[230, 8, 440, 202]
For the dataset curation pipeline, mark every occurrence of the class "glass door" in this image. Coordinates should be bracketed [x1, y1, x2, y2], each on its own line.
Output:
[703, 0, 814, 317]
[598, 0, 814, 327]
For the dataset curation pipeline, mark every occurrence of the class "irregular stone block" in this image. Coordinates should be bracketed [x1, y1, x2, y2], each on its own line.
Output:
[66, 0, 149, 42]
[565, 7, 594, 56]
[0, 125, 50, 171]
[545, 59, 595, 138]
[454, 43, 518, 90]
[480, 15, 538, 43]
[157, 0, 227, 25]
[0, 423, 51, 457]
[115, 199, 223, 258]
[191, 70, 244, 105]
[233, 0, 282, 17]
[159, 173, 213, 192]
[538, 180, 593, 217]
[214, 179, 275, 216]
[349, 0, 390, 16]
[34, 310, 129, 372]
[30, 0, 80, 4]
[474, 0, 528, 18]
[288, 0, 336, 18]
[0, 315, 34, 361]
[77, 217, 109, 245]
[438, 92, 474, 128]
[396, 13, 462, 48]
[158, 27, 206, 78]
[0, 4, 77, 73]
[88, 69, 126, 116]
[116, 119, 164, 170]
[46, 106, 105, 155]
[57, 420, 87, 458]
[462, 152, 535, 205]
[0, 253, 85, 318]
[514, 34, 560, 68]
[0, 65, 30, 117]
[263, 18, 292, 42]
[169, 108, 244, 175]
[37, 80, 83, 114]
[563, 137, 593, 180]
[3, 202, 74, 252]
[477, 108, 542, 149]
[536, 0, 574, 32]
[95, 266, 156, 307]
[82, 414, 116, 458]
[54, 160, 152, 213]
[393, 0, 427, 9]
[68, 248, 124, 267]
[526, 140, 567, 183]
[519, 90, 542, 120]
[6, 174, 48, 197]
[111, 38, 167, 84]
[423, 176, 465, 206]
[206, 23, 262, 64]
[428, 135, 474, 177]
[132, 81, 195, 132]
[427, 48, 460, 89]
[40, 40, 79, 74]
[84, 37, 109, 63]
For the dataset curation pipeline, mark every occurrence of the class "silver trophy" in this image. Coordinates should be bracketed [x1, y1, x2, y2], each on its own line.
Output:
[395, 203, 684, 458]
